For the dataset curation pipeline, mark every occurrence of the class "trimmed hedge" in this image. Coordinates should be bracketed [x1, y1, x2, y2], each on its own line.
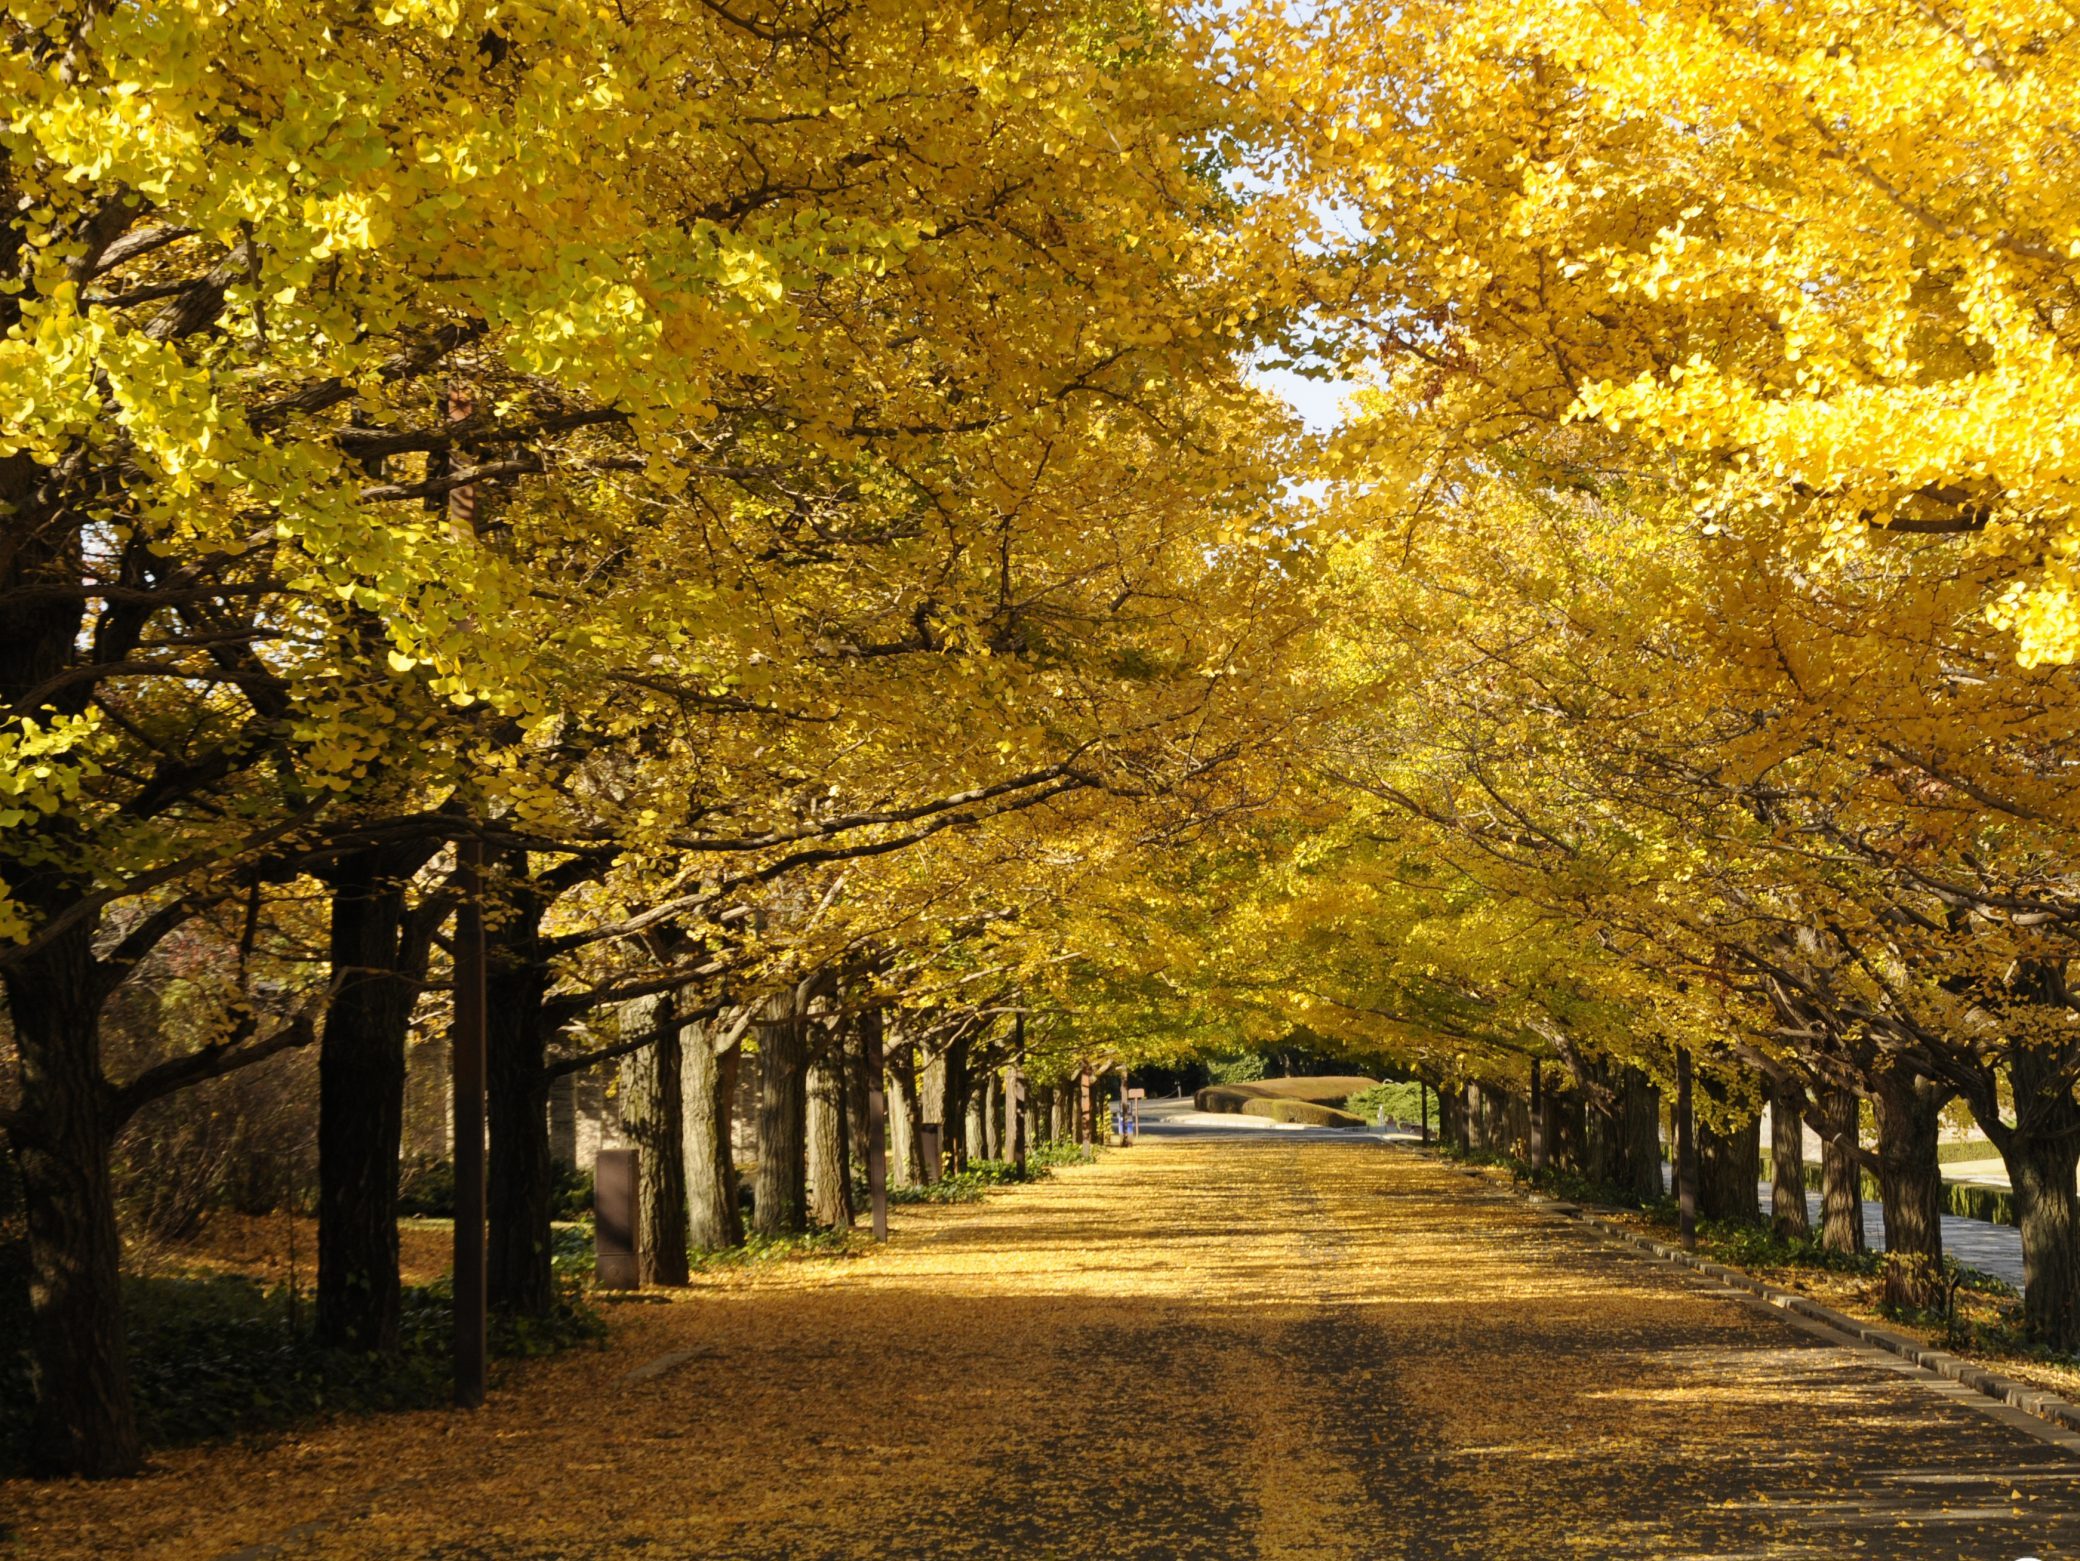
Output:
[1194, 1075, 1378, 1114]
[1239, 1098, 1367, 1128]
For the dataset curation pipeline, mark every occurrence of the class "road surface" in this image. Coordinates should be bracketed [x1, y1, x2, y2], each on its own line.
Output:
[11, 1137, 2079, 1559]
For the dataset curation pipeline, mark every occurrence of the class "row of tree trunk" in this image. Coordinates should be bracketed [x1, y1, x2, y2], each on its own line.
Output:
[1431, 1057, 1946, 1298]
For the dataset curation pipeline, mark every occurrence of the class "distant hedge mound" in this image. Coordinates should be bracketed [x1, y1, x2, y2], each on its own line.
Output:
[1193, 1076, 1378, 1128]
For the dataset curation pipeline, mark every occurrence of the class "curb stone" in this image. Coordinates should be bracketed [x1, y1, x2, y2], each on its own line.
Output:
[1421, 1147, 2080, 1454]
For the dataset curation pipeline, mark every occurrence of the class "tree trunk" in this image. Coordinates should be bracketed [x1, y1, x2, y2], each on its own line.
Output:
[1528, 1060, 1548, 1170]
[806, 1041, 853, 1230]
[1437, 1080, 1466, 1151]
[888, 1043, 920, 1189]
[3, 917, 140, 1476]
[843, 1015, 870, 1183]
[1051, 1082, 1071, 1144]
[1812, 1083, 1866, 1255]
[1871, 1060, 1946, 1310]
[1674, 1049, 1697, 1248]
[683, 1015, 743, 1252]
[924, 1036, 969, 1172]
[1620, 1066, 1662, 1205]
[1026, 1080, 1049, 1153]
[754, 992, 808, 1238]
[966, 1071, 990, 1164]
[620, 995, 689, 1285]
[1697, 1112, 1762, 1226]
[317, 848, 417, 1352]
[1005, 1061, 1027, 1174]
[486, 860, 554, 1318]
[1983, 1029, 2080, 1350]
[1549, 1080, 1586, 1174]
[1769, 1079, 1811, 1241]
[2010, 1129, 2080, 1349]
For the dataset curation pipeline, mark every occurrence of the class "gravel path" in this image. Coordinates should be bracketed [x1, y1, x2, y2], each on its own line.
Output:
[11, 1140, 2080, 1559]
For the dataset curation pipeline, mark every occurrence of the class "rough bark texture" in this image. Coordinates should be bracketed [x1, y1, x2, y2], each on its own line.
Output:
[1980, 1022, 2080, 1349]
[2011, 1129, 2080, 1349]
[887, 1043, 920, 1189]
[1003, 1066, 1022, 1170]
[1697, 1112, 1762, 1226]
[316, 849, 418, 1352]
[754, 991, 808, 1238]
[966, 1072, 991, 1164]
[683, 1016, 743, 1251]
[1437, 1081, 1467, 1152]
[1871, 1061, 1946, 1310]
[1528, 1061, 1548, 1170]
[843, 1016, 870, 1181]
[1674, 1050, 1698, 1247]
[923, 1035, 969, 1173]
[486, 859, 554, 1318]
[1812, 1083, 1867, 1255]
[1769, 1079, 1811, 1241]
[1547, 1080, 1586, 1175]
[4, 918, 139, 1477]
[620, 995, 689, 1285]
[806, 1041, 853, 1230]
[1620, 1067, 1663, 1204]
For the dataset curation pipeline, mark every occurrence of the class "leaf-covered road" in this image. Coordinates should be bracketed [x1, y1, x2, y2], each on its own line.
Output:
[16, 1141, 2080, 1559]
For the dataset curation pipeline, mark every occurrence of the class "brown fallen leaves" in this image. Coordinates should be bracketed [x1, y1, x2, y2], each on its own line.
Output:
[9, 1142, 2080, 1559]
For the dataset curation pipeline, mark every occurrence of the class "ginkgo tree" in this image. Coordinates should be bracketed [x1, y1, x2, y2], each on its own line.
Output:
[0, 0, 1310, 1478]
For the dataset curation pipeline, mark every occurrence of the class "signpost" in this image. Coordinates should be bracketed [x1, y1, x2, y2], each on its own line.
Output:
[595, 1149, 640, 1288]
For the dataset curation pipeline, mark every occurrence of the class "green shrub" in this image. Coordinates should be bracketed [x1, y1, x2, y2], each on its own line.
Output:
[396, 1155, 456, 1218]
[551, 1161, 594, 1221]
[1, 1262, 604, 1477]
[1241, 1098, 1366, 1128]
[1203, 1052, 1268, 1085]
[1194, 1075, 1378, 1114]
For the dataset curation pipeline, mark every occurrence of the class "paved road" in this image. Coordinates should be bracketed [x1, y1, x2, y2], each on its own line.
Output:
[12, 1140, 2080, 1559]
[1773, 1186, 2029, 1288]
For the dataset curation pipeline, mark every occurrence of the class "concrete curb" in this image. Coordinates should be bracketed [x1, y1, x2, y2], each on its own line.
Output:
[1561, 1205, 2080, 1440]
[1398, 1144, 2080, 1453]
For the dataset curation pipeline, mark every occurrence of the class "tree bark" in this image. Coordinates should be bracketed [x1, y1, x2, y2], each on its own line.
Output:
[1697, 1111, 1762, 1226]
[3, 917, 140, 1477]
[806, 1039, 853, 1230]
[2010, 1127, 2080, 1349]
[1437, 1079, 1466, 1152]
[683, 1014, 743, 1252]
[1528, 1060, 1548, 1170]
[887, 1041, 920, 1189]
[966, 1070, 991, 1164]
[753, 991, 808, 1237]
[843, 1013, 870, 1184]
[317, 847, 420, 1352]
[485, 864, 555, 1319]
[1674, 1048, 1697, 1249]
[1974, 1021, 2080, 1350]
[620, 994, 689, 1285]
[1811, 1082, 1867, 1255]
[1005, 1063, 1027, 1174]
[1871, 1060, 1946, 1310]
[924, 1035, 969, 1173]
[1621, 1066, 1662, 1204]
[1769, 1078, 1811, 1241]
